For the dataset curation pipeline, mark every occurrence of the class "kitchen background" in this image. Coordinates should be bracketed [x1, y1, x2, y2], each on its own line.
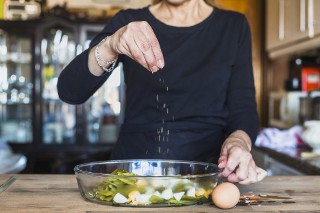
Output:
[0, 0, 319, 176]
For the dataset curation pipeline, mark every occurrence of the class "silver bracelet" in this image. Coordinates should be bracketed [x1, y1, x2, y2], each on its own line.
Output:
[95, 37, 118, 72]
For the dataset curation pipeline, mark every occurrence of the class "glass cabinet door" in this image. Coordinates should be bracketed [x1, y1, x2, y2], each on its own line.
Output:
[41, 27, 76, 144]
[79, 25, 124, 144]
[0, 29, 33, 143]
[86, 65, 123, 143]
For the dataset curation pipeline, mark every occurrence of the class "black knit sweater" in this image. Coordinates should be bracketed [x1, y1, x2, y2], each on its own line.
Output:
[57, 7, 259, 162]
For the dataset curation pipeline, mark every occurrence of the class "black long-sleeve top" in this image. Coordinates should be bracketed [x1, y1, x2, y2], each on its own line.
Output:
[57, 7, 259, 162]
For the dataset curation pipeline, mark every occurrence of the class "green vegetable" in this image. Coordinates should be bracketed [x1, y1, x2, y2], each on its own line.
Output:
[111, 169, 137, 176]
[149, 195, 165, 204]
[92, 169, 213, 206]
[95, 169, 139, 202]
[172, 183, 188, 193]
[181, 195, 199, 201]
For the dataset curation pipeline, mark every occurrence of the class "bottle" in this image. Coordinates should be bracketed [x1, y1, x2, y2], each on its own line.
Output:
[285, 57, 302, 91]
[99, 103, 118, 143]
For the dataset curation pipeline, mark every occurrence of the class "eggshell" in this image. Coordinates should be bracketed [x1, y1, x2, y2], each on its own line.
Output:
[113, 193, 128, 204]
[161, 189, 173, 200]
[211, 182, 240, 209]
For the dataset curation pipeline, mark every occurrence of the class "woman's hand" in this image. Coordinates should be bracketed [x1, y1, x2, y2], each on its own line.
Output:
[218, 130, 267, 185]
[107, 21, 165, 72]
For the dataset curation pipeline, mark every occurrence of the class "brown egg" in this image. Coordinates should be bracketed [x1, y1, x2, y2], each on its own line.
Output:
[212, 182, 240, 209]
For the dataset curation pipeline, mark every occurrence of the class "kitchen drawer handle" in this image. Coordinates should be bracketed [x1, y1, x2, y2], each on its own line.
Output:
[308, 0, 314, 37]
[279, 0, 285, 40]
[300, 0, 306, 32]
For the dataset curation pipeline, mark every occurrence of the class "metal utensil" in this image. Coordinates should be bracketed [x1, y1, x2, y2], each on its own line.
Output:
[0, 176, 16, 193]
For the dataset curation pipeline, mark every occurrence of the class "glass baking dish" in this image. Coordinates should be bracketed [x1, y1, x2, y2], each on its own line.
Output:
[75, 159, 220, 207]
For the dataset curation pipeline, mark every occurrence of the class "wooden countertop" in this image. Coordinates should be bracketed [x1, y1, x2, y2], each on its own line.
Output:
[0, 175, 319, 212]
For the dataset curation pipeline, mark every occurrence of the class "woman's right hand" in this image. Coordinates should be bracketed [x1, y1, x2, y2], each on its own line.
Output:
[106, 21, 164, 72]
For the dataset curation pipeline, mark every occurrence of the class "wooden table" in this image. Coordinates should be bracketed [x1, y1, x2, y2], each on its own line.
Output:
[0, 175, 319, 212]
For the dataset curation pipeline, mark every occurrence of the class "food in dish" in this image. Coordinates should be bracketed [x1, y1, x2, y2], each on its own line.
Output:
[93, 169, 214, 206]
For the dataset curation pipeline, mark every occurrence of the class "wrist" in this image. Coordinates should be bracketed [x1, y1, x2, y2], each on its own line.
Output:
[100, 36, 118, 60]
[227, 130, 252, 151]
[95, 37, 118, 72]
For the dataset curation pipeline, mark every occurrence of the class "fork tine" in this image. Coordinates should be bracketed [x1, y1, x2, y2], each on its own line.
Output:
[0, 176, 16, 193]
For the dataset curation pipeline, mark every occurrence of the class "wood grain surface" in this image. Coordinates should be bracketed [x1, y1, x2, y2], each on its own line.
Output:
[0, 175, 319, 212]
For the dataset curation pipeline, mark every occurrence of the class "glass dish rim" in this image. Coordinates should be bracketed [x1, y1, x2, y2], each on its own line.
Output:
[74, 159, 220, 179]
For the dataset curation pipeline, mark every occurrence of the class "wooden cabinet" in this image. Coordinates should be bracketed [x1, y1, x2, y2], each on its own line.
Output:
[267, 0, 309, 50]
[314, 0, 320, 34]
[267, 0, 320, 58]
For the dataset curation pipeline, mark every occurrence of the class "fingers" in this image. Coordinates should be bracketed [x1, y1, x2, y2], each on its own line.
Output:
[142, 23, 164, 69]
[218, 148, 227, 169]
[228, 161, 250, 183]
[134, 30, 160, 72]
[218, 144, 266, 185]
[126, 35, 149, 70]
[237, 160, 257, 185]
[220, 147, 243, 178]
[256, 167, 268, 182]
[238, 166, 267, 185]
[111, 21, 164, 72]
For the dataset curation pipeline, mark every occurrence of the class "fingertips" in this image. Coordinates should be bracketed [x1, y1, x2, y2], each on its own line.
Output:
[221, 165, 234, 178]
[256, 167, 268, 181]
[238, 166, 266, 185]
[218, 158, 226, 168]
[227, 173, 239, 183]
[218, 155, 227, 164]
[157, 59, 164, 69]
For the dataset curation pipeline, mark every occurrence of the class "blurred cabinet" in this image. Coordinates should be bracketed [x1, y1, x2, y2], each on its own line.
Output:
[315, 0, 320, 34]
[252, 148, 305, 176]
[0, 22, 34, 144]
[0, 16, 119, 173]
[266, 157, 305, 176]
[267, 0, 307, 50]
[40, 20, 78, 144]
[78, 24, 124, 144]
[266, 0, 320, 58]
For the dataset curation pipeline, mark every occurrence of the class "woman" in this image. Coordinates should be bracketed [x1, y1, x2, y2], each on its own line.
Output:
[57, 0, 267, 184]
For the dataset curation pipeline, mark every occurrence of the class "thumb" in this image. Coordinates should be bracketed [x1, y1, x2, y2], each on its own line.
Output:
[218, 147, 228, 168]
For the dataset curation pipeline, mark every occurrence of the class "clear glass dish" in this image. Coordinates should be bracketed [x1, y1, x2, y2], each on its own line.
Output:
[75, 159, 220, 207]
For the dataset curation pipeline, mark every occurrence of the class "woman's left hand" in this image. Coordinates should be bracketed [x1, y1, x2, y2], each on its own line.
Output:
[218, 130, 267, 185]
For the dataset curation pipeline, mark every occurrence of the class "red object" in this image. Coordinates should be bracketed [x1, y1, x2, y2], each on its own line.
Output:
[301, 67, 320, 92]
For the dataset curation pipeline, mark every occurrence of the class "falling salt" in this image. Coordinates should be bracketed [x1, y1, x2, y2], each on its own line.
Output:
[151, 71, 175, 158]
